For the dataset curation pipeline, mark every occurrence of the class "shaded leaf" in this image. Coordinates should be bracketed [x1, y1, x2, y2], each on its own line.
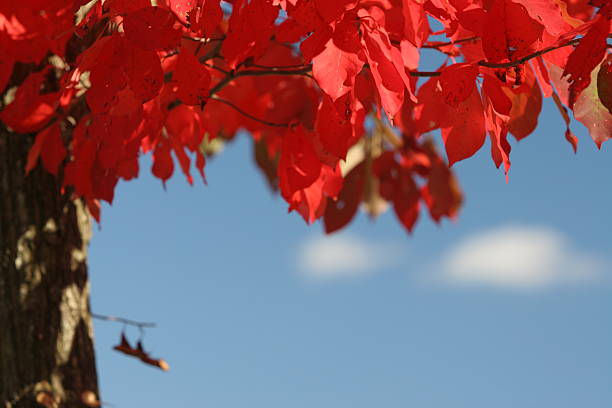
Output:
[573, 58, 612, 147]
[123, 6, 182, 51]
[324, 162, 365, 234]
[562, 14, 610, 107]
[597, 54, 612, 114]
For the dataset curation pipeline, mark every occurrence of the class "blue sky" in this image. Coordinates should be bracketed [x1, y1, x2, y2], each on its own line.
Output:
[88, 29, 612, 407]
[88, 90, 612, 407]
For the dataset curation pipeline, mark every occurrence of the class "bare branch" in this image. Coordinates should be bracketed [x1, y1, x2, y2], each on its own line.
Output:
[92, 313, 156, 328]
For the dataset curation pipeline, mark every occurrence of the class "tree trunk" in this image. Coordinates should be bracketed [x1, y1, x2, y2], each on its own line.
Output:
[0, 127, 99, 407]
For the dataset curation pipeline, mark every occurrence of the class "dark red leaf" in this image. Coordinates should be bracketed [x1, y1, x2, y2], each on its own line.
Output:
[123, 6, 182, 51]
[597, 54, 612, 114]
[324, 162, 365, 234]
[563, 14, 610, 107]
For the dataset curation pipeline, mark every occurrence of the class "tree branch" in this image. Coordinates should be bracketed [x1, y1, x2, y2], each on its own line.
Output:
[204, 32, 607, 123]
[203, 62, 230, 75]
[479, 35, 612, 69]
[208, 66, 314, 96]
[478, 38, 581, 69]
[91, 313, 156, 328]
[422, 36, 479, 48]
[392, 36, 479, 48]
[209, 96, 291, 128]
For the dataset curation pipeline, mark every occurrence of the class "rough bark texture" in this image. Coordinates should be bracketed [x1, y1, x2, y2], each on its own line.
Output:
[0, 126, 99, 407]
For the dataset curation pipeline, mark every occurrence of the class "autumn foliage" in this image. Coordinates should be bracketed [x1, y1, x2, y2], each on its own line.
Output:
[0, 0, 610, 234]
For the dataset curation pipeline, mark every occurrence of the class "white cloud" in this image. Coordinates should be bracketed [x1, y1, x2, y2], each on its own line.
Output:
[436, 225, 606, 290]
[297, 235, 398, 280]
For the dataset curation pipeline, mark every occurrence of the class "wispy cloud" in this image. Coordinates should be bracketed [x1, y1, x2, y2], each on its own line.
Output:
[436, 225, 606, 290]
[297, 234, 399, 280]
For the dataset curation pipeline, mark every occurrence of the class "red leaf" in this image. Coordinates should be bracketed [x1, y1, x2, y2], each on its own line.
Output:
[315, 95, 353, 160]
[562, 14, 610, 107]
[124, 47, 163, 103]
[40, 123, 67, 175]
[324, 162, 365, 234]
[360, 17, 416, 119]
[533, 56, 553, 98]
[482, 0, 543, 64]
[439, 63, 479, 108]
[0, 71, 57, 133]
[315, 0, 355, 23]
[292, 0, 325, 31]
[1, 94, 57, 134]
[278, 126, 322, 199]
[222, 0, 278, 68]
[551, 88, 576, 151]
[106, 0, 150, 16]
[510, 0, 571, 39]
[422, 159, 462, 222]
[503, 67, 543, 140]
[113, 334, 170, 371]
[484, 99, 512, 174]
[597, 54, 612, 114]
[195, 151, 207, 184]
[64, 136, 97, 197]
[86, 198, 101, 223]
[415, 75, 449, 134]
[312, 16, 364, 101]
[172, 51, 211, 106]
[300, 24, 333, 62]
[123, 6, 182, 51]
[86, 64, 127, 113]
[170, 0, 223, 38]
[393, 167, 420, 233]
[565, 129, 579, 153]
[457, 8, 486, 37]
[573, 57, 612, 147]
[402, 0, 429, 47]
[482, 75, 512, 116]
[190, 0, 223, 38]
[117, 157, 139, 180]
[152, 140, 174, 183]
[441, 85, 486, 166]
[290, 163, 342, 224]
[373, 152, 421, 233]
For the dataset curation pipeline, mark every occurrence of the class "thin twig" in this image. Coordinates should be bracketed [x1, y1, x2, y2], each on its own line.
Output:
[92, 313, 156, 328]
[479, 35, 612, 69]
[210, 96, 291, 128]
[203, 62, 230, 74]
[208, 33, 608, 96]
[198, 38, 224, 63]
[410, 71, 441, 77]
[392, 36, 479, 48]
[421, 36, 479, 48]
[246, 62, 312, 70]
[208, 66, 313, 96]
[478, 39, 581, 69]
[201, 32, 606, 123]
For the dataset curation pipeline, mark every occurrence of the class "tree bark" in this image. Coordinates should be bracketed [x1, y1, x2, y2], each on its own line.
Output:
[0, 127, 99, 407]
